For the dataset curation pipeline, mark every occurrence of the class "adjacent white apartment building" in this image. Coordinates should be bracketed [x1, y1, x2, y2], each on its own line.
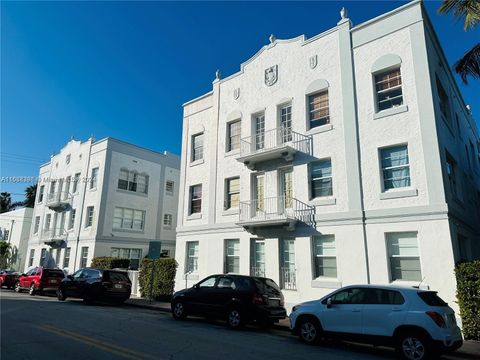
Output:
[175, 0, 480, 316]
[25, 137, 180, 273]
[0, 208, 33, 271]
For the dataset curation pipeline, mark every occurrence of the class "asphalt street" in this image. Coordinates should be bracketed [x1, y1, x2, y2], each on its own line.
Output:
[0, 290, 469, 360]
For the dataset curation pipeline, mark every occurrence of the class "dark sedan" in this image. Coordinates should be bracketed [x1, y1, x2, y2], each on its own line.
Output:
[0, 270, 20, 289]
[57, 268, 131, 304]
[171, 274, 287, 329]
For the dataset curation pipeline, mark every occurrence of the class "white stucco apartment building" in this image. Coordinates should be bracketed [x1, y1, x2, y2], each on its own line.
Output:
[25, 137, 180, 273]
[0, 208, 33, 271]
[174, 0, 480, 316]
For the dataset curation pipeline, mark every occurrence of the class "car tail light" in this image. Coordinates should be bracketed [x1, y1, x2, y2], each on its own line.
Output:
[426, 311, 446, 328]
[252, 293, 265, 305]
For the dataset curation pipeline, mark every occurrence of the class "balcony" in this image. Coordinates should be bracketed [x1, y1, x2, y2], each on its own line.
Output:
[46, 191, 71, 212]
[250, 267, 266, 278]
[237, 196, 315, 233]
[42, 228, 68, 248]
[237, 128, 311, 170]
[280, 267, 297, 290]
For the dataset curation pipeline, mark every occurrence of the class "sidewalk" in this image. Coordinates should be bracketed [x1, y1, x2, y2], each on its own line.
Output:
[125, 297, 479, 358]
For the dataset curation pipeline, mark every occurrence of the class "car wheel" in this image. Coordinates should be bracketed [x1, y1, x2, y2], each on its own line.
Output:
[396, 331, 431, 360]
[298, 317, 322, 344]
[29, 283, 36, 296]
[57, 288, 66, 301]
[172, 301, 187, 319]
[14, 282, 21, 293]
[227, 308, 243, 329]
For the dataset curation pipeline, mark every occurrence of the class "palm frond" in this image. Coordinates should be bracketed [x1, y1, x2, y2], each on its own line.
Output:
[454, 43, 480, 84]
[438, 0, 480, 30]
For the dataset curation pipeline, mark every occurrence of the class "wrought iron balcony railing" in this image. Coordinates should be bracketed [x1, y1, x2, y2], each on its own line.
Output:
[280, 267, 297, 290]
[46, 191, 71, 211]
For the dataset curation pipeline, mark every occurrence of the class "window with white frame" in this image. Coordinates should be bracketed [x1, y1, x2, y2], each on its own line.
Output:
[33, 216, 40, 234]
[186, 241, 199, 273]
[190, 185, 202, 214]
[38, 185, 45, 203]
[225, 177, 240, 210]
[69, 209, 76, 230]
[254, 113, 265, 150]
[113, 207, 145, 230]
[29, 249, 35, 267]
[280, 238, 296, 290]
[40, 248, 47, 266]
[380, 145, 410, 190]
[280, 104, 292, 143]
[80, 247, 89, 268]
[313, 235, 337, 278]
[64, 176, 71, 199]
[85, 206, 94, 227]
[308, 90, 330, 129]
[446, 152, 458, 198]
[90, 167, 99, 189]
[111, 248, 142, 270]
[251, 239, 265, 277]
[225, 239, 240, 274]
[118, 169, 148, 194]
[63, 247, 71, 268]
[72, 173, 81, 193]
[45, 214, 52, 230]
[375, 68, 403, 111]
[165, 180, 174, 195]
[310, 160, 333, 198]
[387, 232, 421, 282]
[163, 214, 173, 227]
[227, 120, 241, 152]
[192, 133, 204, 162]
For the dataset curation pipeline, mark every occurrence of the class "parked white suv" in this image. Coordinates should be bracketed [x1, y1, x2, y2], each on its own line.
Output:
[289, 285, 462, 360]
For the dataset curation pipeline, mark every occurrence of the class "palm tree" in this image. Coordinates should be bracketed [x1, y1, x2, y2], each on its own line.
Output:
[24, 184, 37, 208]
[0, 193, 23, 214]
[438, 0, 480, 83]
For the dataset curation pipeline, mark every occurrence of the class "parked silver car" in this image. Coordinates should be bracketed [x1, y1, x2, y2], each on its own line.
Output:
[289, 285, 462, 360]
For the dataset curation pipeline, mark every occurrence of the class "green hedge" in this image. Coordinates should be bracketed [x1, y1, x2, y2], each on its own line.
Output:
[139, 258, 177, 300]
[455, 260, 480, 340]
[90, 257, 131, 270]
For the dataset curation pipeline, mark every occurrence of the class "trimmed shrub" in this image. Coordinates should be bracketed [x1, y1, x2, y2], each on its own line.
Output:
[455, 260, 480, 340]
[139, 258, 177, 300]
[90, 256, 130, 270]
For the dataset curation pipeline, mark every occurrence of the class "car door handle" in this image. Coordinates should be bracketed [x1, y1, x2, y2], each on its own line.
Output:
[392, 308, 402, 312]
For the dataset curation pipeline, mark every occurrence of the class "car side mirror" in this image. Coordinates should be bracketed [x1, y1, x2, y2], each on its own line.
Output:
[326, 297, 332, 308]
[193, 283, 199, 289]
[67, 275, 74, 280]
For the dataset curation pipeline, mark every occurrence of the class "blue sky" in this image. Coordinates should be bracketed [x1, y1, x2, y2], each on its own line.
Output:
[2, 1, 479, 202]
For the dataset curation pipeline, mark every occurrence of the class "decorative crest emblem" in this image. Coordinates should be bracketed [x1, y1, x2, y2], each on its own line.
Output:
[265, 65, 278, 86]
[233, 88, 240, 100]
[309, 55, 318, 69]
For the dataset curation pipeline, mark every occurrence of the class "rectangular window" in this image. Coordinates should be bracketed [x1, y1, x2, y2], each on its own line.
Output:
[470, 141, 476, 171]
[190, 185, 202, 214]
[254, 113, 265, 150]
[192, 133, 204, 162]
[63, 247, 71, 268]
[136, 174, 148, 194]
[80, 247, 89, 268]
[85, 206, 94, 227]
[45, 214, 52, 230]
[375, 69, 403, 111]
[309, 90, 330, 128]
[64, 176, 71, 199]
[381, 145, 410, 190]
[112, 207, 145, 230]
[55, 248, 61, 266]
[40, 248, 47, 266]
[186, 241, 199, 273]
[387, 232, 422, 282]
[251, 239, 265, 277]
[313, 235, 337, 278]
[446, 153, 458, 198]
[66, 154, 71, 164]
[280, 104, 292, 143]
[310, 160, 333, 198]
[225, 177, 240, 210]
[33, 216, 40, 234]
[111, 247, 142, 270]
[69, 209, 76, 230]
[118, 170, 149, 194]
[163, 214, 173, 227]
[436, 77, 451, 125]
[280, 238, 296, 290]
[225, 239, 240, 274]
[38, 185, 45, 203]
[49, 181, 57, 200]
[72, 173, 81, 193]
[29, 249, 35, 267]
[90, 167, 99, 189]
[165, 180, 174, 195]
[118, 169, 129, 190]
[2, 230, 9, 241]
[227, 120, 241, 152]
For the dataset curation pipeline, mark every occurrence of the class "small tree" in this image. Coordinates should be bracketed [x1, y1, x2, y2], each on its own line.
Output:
[0, 242, 11, 269]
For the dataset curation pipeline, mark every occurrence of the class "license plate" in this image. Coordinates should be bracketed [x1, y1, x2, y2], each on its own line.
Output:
[49, 279, 57, 284]
[114, 284, 123, 289]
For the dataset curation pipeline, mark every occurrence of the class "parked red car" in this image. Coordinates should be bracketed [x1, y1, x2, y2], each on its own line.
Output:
[0, 270, 20, 289]
[15, 267, 65, 295]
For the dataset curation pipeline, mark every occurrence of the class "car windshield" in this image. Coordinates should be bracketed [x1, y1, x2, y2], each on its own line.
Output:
[254, 278, 282, 297]
[43, 270, 65, 278]
[104, 271, 129, 282]
[417, 291, 448, 307]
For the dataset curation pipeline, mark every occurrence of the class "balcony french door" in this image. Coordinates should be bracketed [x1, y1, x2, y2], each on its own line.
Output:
[280, 105, 292, 143]
[253, 174, 265, 216]
[280, 168, 293, 214]
[280, 238, 296, 290]
[251, 239, 265, 277]
[255, 114, 265, 150]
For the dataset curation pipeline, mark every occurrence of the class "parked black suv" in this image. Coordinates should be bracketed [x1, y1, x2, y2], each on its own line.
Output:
[57, 268, 131, 304]
[171, 274, 287, 328]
